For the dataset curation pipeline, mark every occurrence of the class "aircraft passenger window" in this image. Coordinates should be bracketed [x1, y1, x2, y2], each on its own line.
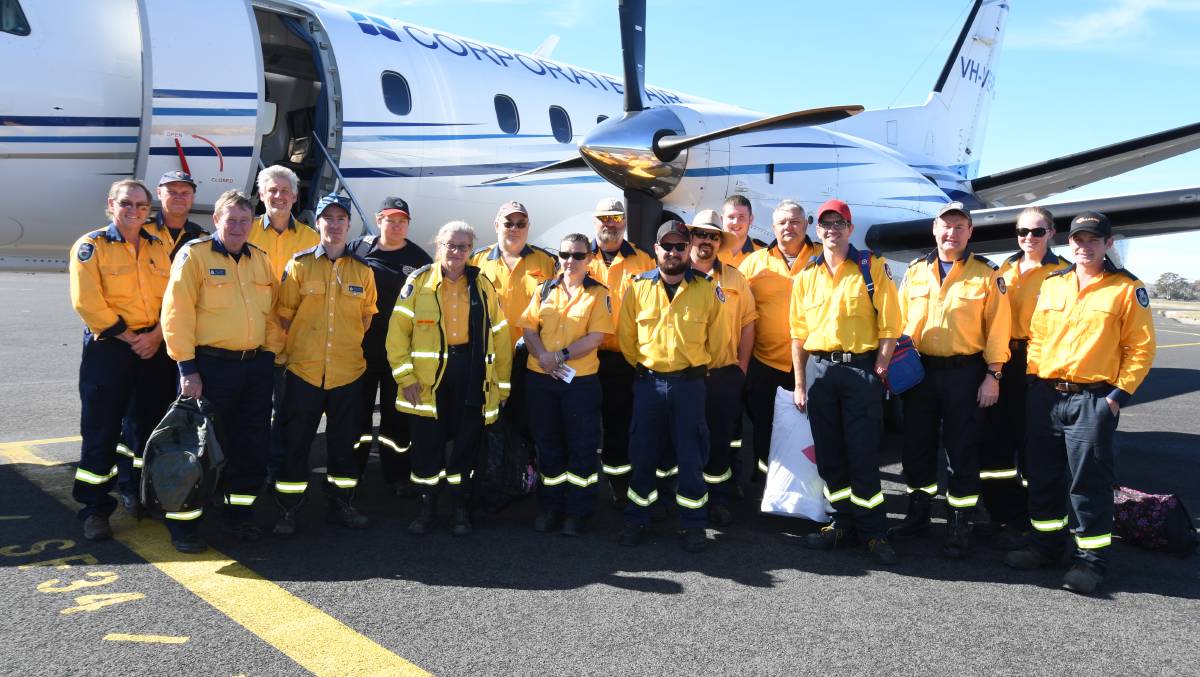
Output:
[381, 71, 412, 116]
[0, 0, 30, 36]
[549, 106, 572, 144]
[494, 94, 520, 134]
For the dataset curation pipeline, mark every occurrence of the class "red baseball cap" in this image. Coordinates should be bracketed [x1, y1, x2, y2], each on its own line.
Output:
[817, 199, 852, 223]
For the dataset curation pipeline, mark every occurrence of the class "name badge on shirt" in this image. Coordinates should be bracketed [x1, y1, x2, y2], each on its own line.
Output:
[209, 268, 226, 276]
[347, 284, 364, 295]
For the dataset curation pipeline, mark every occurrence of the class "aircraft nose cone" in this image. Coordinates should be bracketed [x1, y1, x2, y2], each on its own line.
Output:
[579, 107, 689, 199]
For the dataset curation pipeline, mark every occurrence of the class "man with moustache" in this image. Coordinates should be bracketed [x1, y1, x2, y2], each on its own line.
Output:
[617, 221, 726, 552]
[891, 202, 1011, 559]
[1006, 211, 1155, 595]
[737, 200, 819, 484]
[586, 198, 655, 507]
[688, 209, 756, 526]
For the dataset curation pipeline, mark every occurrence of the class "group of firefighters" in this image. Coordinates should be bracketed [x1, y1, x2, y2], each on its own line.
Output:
[67, 163, 1155, 596]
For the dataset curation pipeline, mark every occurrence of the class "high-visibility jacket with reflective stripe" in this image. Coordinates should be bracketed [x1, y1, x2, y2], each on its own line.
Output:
[386, 264, 512, 423]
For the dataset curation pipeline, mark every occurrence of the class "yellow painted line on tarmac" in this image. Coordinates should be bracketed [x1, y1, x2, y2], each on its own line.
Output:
[0, 445, 430, 677]
[1158, 341, 1200, 349]
[0, 435, 82, 449]
[104, 633, 190, 644]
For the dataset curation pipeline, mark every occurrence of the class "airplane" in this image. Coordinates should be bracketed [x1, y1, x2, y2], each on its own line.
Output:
[1, 0, 1198, 271]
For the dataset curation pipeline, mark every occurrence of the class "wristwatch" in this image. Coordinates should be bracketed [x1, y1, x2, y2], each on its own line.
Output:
[989, 370, 1003, 381]
[560, 348, 570, 362]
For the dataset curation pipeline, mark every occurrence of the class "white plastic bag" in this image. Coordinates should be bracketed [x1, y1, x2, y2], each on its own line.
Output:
[760, 387, 832, 522]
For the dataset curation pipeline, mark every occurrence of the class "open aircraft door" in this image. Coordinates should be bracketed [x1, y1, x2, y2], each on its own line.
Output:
[134, 0, 267, 210]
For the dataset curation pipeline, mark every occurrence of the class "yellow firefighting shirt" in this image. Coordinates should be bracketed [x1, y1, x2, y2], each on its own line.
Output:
[1027, 261, 1156, 403]
[587, 239, 655, 353]
[518, 275, 615, 377]
[276, 245, 378, 389]
[248, 214, 319, 282]
[699, 260, 758, 369]
[738, 239, 818, 371]
[440, 275, 470, 346]
[998, 250, 1071, 340]
[900, 250, 1011, 365]
[162, 236, 284, 372]
[618, 269, 727, 372]
[718, 236, 767, 268]
[471, 243, 558, 349]
[789, 247, 901, 353]
[70, 224, 172, 336]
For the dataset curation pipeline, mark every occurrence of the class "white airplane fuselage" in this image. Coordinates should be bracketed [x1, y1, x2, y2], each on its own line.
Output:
[0, 0, 1001, 268]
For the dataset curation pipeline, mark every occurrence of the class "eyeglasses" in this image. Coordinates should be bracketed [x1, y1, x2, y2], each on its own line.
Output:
[1016, 227, 1048, 238]
[558, 251, 588, 261]
[817, 220, 849, 231]
[502, 220, 528, 230]
[440, 242, 471, 253]
[117, 199, 150, 210]
[691, 230, 721, 241]
[657, 242, 687, 252]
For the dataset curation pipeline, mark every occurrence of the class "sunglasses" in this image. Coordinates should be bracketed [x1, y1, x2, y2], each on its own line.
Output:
[657, 242, 687, 252]
[558, 251, 588, 261]
[1016, 227, 1048, 238]
[691, 230, 721, 241]
[502, 220, 528, 229]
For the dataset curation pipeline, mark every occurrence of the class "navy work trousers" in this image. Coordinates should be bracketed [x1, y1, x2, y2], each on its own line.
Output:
[625, 372, 709, 529]
[527, 371, 602, 517]
[408, 350, 484, 505]
[275, 371, 363, 508]
[703, 364, 744, 504]
[354, 357, 411, 485]
[900, 356, 985, 510]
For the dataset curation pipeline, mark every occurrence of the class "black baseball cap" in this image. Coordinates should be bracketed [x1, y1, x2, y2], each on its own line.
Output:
[157, 170, 196, 189]
[377, 196, 410, 218]
[1068, 211, 1112, 238]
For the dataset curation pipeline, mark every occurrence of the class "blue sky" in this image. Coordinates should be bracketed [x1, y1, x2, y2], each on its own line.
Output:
[354, 0, 1200, 280]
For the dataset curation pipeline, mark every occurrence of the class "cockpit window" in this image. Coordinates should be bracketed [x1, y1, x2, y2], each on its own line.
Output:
[1, 0, 31, 36]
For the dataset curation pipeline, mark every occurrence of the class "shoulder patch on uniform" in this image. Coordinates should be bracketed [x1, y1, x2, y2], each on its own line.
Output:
[76, 242, 95, 262]
[883, 262, 893, 280]
[973, 254, 999, 271]
[1135, 287, 1150, 308]
[399, 281, 414, 300]
[715, 283, 726, 303]
[605, 294, 612, 314]
[996, 277, 1007, 294]
[280, 267, 287, 283]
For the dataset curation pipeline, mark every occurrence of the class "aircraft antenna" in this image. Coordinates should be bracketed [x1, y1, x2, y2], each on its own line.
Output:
[886, 1, 972, 109]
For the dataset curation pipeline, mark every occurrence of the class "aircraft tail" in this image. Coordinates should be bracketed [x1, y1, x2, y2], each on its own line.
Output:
[829, 0, 1009, 181]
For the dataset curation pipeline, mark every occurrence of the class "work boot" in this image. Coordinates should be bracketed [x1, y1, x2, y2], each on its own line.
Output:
[408, 494, 436, 535]
[866, 538, 899, 565]
[1004, 546, 1055, 570]
[273, 511, 298, 538]
[328, 499, 370, 530]
[709, 503, 733, 528]
[618, 523, 644, 547]
[1061, 561, 1105, 595]
[561, 515, 587, 537]
[533, 510, 563, 533]
[683, 527, 707, 553]
[888, 491, 932, 541]
[119, 492, 146, 520]
[82, 514, 112, 541]
[171, 533, 207, 554]
[451, 506, 473, 536]
[942, 509, 973, 559]
[991, 523, 1028, 551]
[803, 525, 859, 550]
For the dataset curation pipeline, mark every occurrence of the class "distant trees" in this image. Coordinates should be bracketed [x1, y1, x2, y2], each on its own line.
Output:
[1154, 272, 1200, 301]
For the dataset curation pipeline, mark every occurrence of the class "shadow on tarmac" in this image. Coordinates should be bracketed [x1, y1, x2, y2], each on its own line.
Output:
[1127, 367, 1200, 406]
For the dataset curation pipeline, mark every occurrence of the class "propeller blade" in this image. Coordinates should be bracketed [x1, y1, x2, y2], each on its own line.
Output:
[478, 156, 588, 185]
[623, 188, 664, 254]
[654, 104, 865, 160]
[618, 0, 647, 112]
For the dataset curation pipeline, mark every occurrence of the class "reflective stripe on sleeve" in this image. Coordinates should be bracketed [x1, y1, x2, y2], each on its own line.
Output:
[397, 400, 437, 415]
[498, 382, 511, 391]
[491, 319, 508, 334]
[411, 351, 445, 360]
[394, 305, 415, 318]
[392, 363, 414, 377]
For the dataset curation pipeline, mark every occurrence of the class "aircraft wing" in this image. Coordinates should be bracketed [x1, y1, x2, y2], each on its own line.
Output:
[865, 186, 1200, 260]
[969, 122, 1200, 207]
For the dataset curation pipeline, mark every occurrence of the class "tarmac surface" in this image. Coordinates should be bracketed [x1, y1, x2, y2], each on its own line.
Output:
[1, 271, 1198, 676]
